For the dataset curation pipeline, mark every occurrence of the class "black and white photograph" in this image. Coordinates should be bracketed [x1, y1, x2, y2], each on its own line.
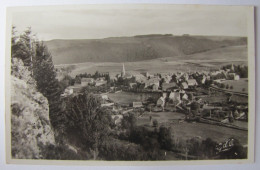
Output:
[5, 4, 255, 165]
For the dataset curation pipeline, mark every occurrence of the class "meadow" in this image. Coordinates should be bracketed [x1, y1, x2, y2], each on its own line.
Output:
[107, 91, 160, 105]
[64, 58, 247, 79]
[54, 44, 247, 78]
[138, 111, 248, 146]
[221, 78, 248, 94]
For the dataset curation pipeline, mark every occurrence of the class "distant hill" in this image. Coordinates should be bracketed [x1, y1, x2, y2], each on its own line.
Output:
[44, 34, 247, 65]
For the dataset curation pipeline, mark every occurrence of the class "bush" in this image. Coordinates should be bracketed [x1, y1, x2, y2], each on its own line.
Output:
[220, 84, 225, 88]
[121, 113, 137, 130]
[230, 85, 233, 89]
[199, 138, 218, 159]
[128, 126, 172, 152]
[98, 138, 165, 160]
[63, 93, 113, 160]
[226, 84, 229, 89]
[186, 137, 201, 156]
[39, 144, 89, 160]
[158, 126, 173, 150]
[153, 119, 158, 127]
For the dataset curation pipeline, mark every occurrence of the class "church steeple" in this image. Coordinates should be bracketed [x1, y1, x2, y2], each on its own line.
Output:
[231, 63, 234, 71]
[121, 63, 126, 77]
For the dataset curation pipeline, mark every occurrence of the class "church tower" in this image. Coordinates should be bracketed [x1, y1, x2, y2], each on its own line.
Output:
[231, 63, 234, 71]
[121, 63, 126, 77]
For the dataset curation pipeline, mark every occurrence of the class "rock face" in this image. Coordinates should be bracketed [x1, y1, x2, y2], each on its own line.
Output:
[11, 58, 55, 159]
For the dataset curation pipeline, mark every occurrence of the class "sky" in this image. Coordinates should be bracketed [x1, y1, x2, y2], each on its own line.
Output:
[10, 5, 248, 40]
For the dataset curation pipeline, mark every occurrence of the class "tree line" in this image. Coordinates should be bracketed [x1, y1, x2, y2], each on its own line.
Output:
[222, 64, 248, 78]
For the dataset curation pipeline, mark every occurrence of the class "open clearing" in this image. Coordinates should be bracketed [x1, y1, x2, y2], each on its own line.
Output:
[221, 78, 248, 94]
[138, 111, 248, 146]
[107, 91, 160, 105]
[66, 59, 247, 78]
[57, 45, 247, 78]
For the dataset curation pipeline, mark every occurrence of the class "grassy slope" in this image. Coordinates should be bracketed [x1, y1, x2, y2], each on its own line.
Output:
[65, 44, 247, 77]
[45, 35, 247, 65]
[137, 111, 248, 146]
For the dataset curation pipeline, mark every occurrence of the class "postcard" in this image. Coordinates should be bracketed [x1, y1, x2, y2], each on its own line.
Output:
[5, 4, 255, 165]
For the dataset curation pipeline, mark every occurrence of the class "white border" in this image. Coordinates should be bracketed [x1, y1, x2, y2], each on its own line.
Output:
[1, 1, 259, 170]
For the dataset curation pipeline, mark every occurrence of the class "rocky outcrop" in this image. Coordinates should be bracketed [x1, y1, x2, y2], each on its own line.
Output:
[11, 58, 55, 159]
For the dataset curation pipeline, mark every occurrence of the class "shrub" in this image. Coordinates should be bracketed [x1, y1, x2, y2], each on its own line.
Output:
[200, 138, 218, 159]
[158, 126, 173, 150]
[98, 138, 164, 160]
[121, 113, 137, 130]
[226, 84, 229, 89]
[39, 144, 89, 160]
[230, 86, 234, 89]
[153, 119, 158, 127]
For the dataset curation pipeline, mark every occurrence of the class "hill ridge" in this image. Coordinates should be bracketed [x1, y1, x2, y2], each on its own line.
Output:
[44, 34, 247, 65]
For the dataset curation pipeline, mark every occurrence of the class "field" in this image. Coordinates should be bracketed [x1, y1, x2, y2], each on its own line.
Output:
[62, 59, 247, 78]
[107, 91, 160, 105]
[138, 111, 248, 146]
[54, 44, 247, 78]
[220, 78, 248, 94]
[199, 94, 228, 104]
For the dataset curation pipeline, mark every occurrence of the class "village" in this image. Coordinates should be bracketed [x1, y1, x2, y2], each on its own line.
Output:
[59, 62, 248, 138]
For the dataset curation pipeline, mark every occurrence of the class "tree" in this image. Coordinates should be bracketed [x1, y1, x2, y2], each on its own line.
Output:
[64, 93, 112, 160]
[190, 101, 200, 116]
[11, 26, 19, 59]
[220, 84, 225, 88]
[186, 137, 201, 157]
[171, 74, 177, 83]
[11, 28, 66, 140]
[153, 119, 158, 127]
[94, 71, 100, 79]
[226, 84, 229, 89]
[158, 126, 173, 150]
[33, 42, 62, 98]
[121, 113, 137, 130]
[32, 41, 66, 141]
[105, 73, 111, 83]
[204, 79, 213, 88]
[59, 74, 74, 91]
[201, 138, 217, 158]
[159, 78, 165, 87]
[11, 27, 35, 67]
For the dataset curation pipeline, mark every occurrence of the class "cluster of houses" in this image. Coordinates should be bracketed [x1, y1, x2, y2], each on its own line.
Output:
[61, 63, 241, 98]
[156, 89, 190, 109]
[61, 77, 107, 97]
[79, 77, 107, 87]
[117, 63, 242, 96]
[60, 63, 247, 126]
[129, 72, 204, 93]
[210, 63, 240, 81]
